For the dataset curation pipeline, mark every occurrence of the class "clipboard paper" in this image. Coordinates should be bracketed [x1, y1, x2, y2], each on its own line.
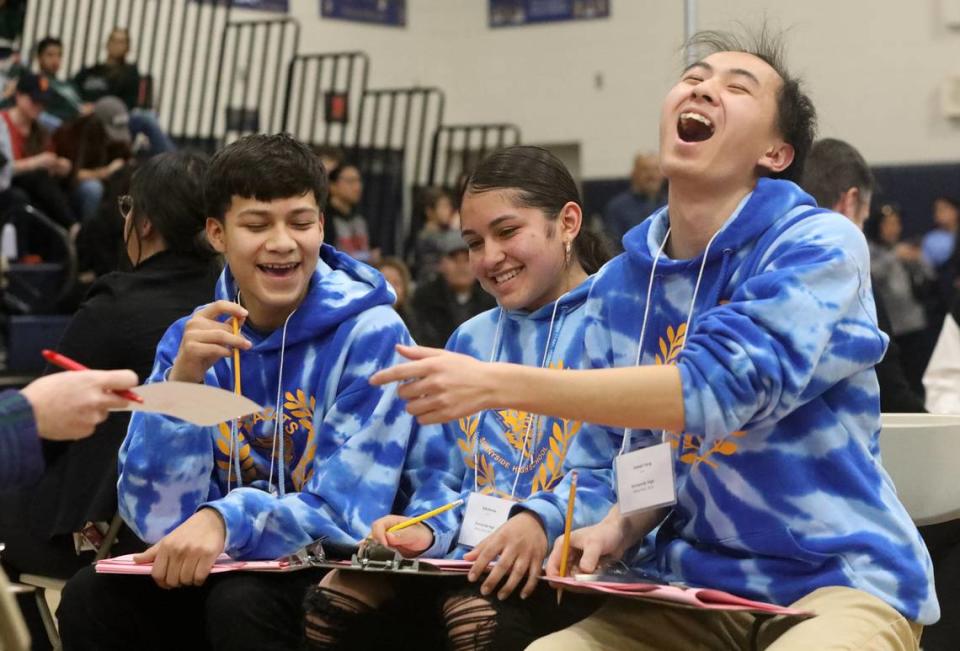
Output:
[546, 576, 812, 617]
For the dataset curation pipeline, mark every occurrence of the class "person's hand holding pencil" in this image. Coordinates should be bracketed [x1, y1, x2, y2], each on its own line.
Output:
[369, 498, 463, 557]
[169, 300, 251, 384]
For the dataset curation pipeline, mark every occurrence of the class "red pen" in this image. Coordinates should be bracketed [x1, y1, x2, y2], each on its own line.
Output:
[41, 349, 144, 404]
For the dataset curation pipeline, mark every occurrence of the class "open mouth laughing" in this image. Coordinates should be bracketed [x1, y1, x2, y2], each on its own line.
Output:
[677, 111, 715, 143]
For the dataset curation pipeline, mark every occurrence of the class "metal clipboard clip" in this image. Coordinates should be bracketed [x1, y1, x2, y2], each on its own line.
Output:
[282, 539, 327, 569]
[351, 541, 421, 573]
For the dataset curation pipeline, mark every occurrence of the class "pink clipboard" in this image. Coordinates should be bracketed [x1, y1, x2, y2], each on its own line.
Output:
[546, 576, 812, 617]
[96, 553, 297, 575]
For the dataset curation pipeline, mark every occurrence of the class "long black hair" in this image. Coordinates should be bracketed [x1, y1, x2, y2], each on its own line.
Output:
[128, 151, 215, 265]
[459, 145, 610, 274]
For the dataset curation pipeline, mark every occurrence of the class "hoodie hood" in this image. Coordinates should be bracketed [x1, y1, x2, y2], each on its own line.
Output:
[214, 244, 395, 350]
[622, 178, 818, 273]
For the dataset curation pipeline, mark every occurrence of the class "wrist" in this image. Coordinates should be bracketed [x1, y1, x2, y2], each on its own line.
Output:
[486, 362, 516, 410]
[169, 358, 201, 383]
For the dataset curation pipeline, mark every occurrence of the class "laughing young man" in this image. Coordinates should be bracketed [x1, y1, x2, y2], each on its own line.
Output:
[372, 30, 938, 650]
[57, 134, 434, 651]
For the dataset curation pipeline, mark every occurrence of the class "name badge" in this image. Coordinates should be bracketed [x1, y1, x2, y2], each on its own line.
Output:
[615, 441, 677, 516]
[457, 492, 513, 548]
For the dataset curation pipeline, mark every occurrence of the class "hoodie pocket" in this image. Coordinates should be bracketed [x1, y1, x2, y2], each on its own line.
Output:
[715, 527, 846, 571]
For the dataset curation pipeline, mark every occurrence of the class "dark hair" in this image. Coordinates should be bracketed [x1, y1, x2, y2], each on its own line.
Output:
[934, 196, 960, 212]
[687, 26, 817, 183]
[460, 145, 611, 275]
[328, 161, 359, 183]
[422, 186, 452, 213]
[864, 202, 901, 243]
[129, 152, 214, 264]
[204, 133, 328, 221]
[802, 138, 875, 209]
[36, 36, 62, 57]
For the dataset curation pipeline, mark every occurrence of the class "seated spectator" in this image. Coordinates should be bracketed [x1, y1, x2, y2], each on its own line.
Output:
[802, 137, 925, 412]
[923, 196, 959, 269]
[34, 35, 85, 130]
[412, 186, 456, 283]
[867, 203, 935, 397]
[602, 151, 664, 249]
[325, 161, 377, 263]
[0, 152, 220, 646]
[0, 73, 75, 240]
[71, 28, 174, 156]
[52, 96, 131, 224]
[375, 256, 420, 340]
[411, 233, 495, 348]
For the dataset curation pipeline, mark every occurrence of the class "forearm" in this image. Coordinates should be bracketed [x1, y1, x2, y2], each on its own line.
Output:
[76, 167, 109, 181]
[12, 157, 41, 175]
[489, 363, 684, 432]
[612, 503, 668, 548]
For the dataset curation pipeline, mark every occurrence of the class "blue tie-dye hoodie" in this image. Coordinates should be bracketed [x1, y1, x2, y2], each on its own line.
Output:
[585, 178, 938, 624]
[119, 245, 442, 560]
[404, 276, 619, 559]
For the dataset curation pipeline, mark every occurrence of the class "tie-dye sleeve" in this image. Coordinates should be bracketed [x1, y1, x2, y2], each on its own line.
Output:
[678, 216, 888, 442]
[0, 390, 43, 489]
[202, 317, 420, 560]
[118, 316, 223, 543]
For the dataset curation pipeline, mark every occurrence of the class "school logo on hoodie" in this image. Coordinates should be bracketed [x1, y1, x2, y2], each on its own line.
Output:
[214, 389, 319, 489]
[456, 360, 582, 498]
[656, 319, 746, 469]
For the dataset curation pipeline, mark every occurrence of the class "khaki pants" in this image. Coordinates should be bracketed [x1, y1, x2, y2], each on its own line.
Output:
[526, 586, 923, 651]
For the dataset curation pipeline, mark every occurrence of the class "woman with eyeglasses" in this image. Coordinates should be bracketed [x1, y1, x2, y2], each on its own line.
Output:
[0, 152, 220, 638]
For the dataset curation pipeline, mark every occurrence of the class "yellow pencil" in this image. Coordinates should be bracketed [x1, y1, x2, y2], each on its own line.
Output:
[232, 317, 241, 396]
[557, 470, 578, 605]
[387, 498, 465, 534]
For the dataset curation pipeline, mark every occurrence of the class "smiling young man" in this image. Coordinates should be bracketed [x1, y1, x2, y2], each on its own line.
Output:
[57, 134, 430, 651]
[373, 30, 938, 649]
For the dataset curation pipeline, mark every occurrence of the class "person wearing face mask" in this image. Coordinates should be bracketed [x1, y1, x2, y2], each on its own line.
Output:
[303, 146, 614, 650]
[373, 29, 936, 650]
[0, 151, 219, 646]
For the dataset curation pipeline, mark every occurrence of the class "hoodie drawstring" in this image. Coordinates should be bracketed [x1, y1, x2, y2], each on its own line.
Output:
[619, 225, 724, 455]
[508, 296, 563, 500]
[471, 310, 505, 494]
[267, 309, 296, 498]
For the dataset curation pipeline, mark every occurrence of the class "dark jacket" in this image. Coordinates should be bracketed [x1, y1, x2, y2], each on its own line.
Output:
[411, 278, 495, 348]
[29, 250, 220, 538]
[874, 284, 926, 413]
[74, 62, 141, 109]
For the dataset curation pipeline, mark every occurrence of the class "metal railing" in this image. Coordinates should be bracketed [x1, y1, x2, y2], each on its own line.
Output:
[281, 51, 370, 147]
[22, 0, 232, 146]
[352, 86, 445, 255]
[211, 16, 300, 144]
[427, 123, 522, 188]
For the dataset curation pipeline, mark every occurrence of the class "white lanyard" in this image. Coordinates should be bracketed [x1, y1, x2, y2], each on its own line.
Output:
[472, 296, 564, 498]
[618, 225, 722, 455]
